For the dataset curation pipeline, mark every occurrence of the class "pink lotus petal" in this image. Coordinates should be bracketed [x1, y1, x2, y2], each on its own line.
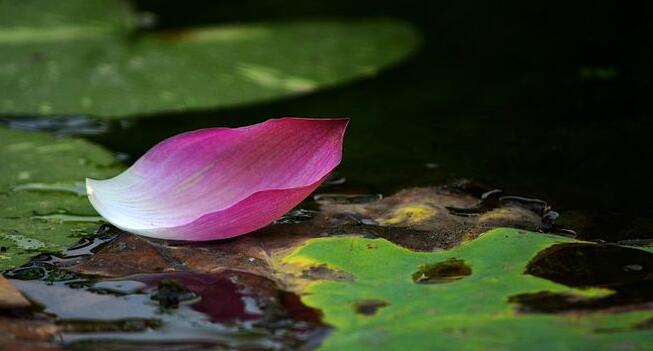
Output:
[86, 118, 348, 241]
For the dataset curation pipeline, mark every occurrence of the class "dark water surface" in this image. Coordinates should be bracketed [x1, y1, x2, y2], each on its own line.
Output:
[83, 0, 653, 243]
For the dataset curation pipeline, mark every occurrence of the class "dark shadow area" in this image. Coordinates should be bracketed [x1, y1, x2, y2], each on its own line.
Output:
[80, 0, 653, 242]
[513, 243, 653, 313]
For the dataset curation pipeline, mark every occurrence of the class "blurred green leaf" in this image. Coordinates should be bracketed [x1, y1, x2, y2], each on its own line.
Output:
[0, 0, 418, 118]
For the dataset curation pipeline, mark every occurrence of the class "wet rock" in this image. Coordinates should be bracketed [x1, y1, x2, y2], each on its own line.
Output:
[0, 318, 61, 351]
[69, 234, 169, 276]
[0, 275, 30, 309]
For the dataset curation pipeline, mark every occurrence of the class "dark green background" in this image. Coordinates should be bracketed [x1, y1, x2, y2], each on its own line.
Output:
[88, 0, 652, 242]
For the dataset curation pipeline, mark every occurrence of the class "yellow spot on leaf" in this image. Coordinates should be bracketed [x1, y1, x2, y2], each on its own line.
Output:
[381, 205, 436, 225]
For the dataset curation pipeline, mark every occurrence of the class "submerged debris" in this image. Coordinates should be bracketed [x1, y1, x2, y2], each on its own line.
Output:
[150, 279, 199, 308]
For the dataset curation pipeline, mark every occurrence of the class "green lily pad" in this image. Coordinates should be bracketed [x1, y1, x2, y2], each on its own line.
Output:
[0, 0, 418, 118]
[0, 126, 122, 270]
[284, 228, 653, 350]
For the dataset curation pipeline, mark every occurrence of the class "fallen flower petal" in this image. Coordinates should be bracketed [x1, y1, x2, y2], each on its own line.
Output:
[86, 118, 348, 241]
